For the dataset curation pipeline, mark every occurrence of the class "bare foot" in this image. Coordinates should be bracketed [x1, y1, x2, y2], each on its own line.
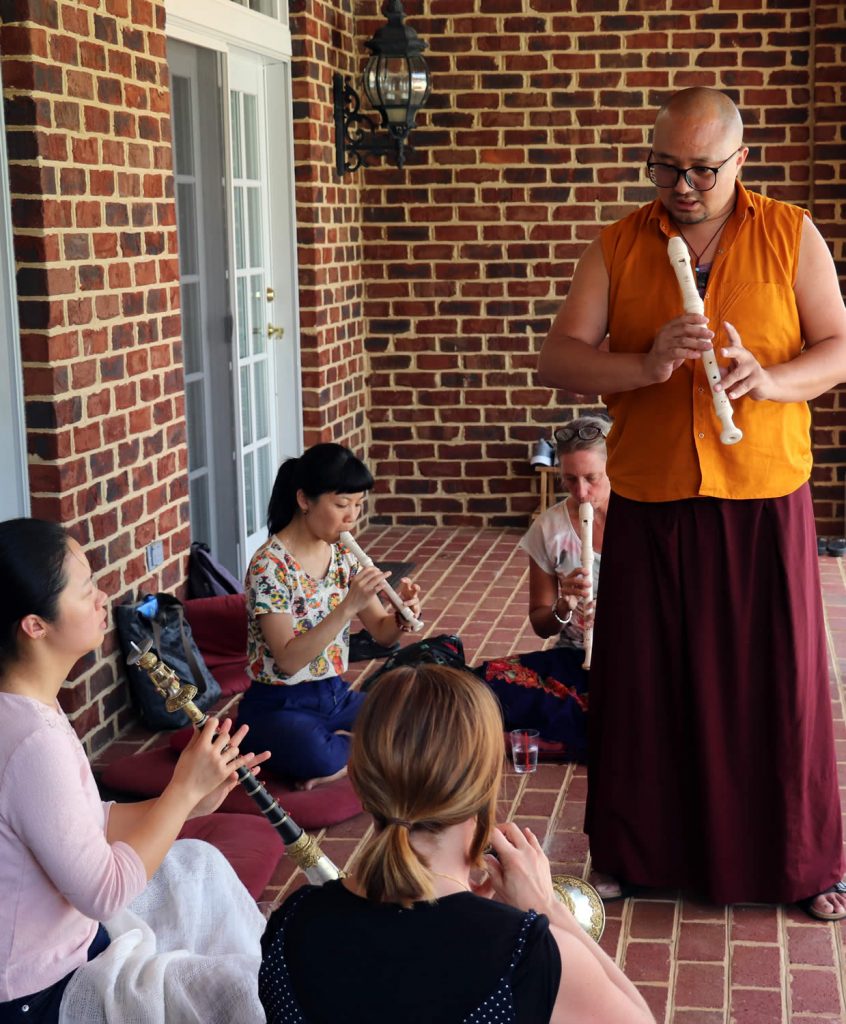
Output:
[296, 765, 348, 791]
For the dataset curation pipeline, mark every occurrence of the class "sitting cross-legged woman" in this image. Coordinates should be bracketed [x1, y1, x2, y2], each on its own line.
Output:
[474, 414, 611, 762]
[236, 442, 422, 789]
[0, 518, 269, 1024]
[259, 663, 654, 1024]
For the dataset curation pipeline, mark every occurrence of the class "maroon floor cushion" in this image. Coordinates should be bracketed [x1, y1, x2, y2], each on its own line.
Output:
[100, 744, 363, 829]
[183, 594, 251, 697]
[178, 812, 283, 899]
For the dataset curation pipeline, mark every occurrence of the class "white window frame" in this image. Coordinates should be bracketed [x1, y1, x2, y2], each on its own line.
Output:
[167, 0, 291, 58]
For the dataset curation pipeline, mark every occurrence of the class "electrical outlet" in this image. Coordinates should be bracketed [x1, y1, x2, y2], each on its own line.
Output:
[146, 540, 164, 570]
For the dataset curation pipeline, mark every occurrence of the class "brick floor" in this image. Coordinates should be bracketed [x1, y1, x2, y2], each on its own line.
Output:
[96, 526, 846, 1023]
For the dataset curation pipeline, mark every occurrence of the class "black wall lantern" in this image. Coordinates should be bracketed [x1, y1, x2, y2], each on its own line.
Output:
[333, 0, 432, 176]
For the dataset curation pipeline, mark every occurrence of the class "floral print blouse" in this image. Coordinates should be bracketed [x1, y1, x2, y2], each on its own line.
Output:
[246, 536, 360, 686]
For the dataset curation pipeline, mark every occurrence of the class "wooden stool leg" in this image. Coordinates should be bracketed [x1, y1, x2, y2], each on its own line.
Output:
[534, 466, 557, 519]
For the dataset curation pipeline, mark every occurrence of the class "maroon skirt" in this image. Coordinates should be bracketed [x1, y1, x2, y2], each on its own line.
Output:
[586, 485, 843, 904]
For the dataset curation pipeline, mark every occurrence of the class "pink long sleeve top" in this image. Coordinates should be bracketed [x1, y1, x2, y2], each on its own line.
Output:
[0, 692, 147, 1001]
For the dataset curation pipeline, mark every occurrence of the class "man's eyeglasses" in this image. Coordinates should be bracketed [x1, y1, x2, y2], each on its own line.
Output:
[646, 148, 742, 192]
[554, 423, 610, 444]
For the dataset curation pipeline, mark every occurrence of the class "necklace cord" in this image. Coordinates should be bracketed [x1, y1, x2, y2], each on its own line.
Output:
[674, 208, 733, 267]
[431, 870, 470, 892]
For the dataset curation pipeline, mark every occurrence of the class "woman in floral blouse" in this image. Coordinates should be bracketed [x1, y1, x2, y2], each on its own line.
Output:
[237, 443, 422, 789]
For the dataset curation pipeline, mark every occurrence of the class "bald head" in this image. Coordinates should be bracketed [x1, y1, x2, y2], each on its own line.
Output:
[654, 88, 744, 149]
[649, 88, 748, 224]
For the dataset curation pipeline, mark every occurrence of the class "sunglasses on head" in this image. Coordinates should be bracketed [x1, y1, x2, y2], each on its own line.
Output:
[554, 422, 609, 443]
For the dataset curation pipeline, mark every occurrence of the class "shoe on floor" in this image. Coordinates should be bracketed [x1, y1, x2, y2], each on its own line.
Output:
[797, 880, 846, 921]
[817, 535, 829, 555]
[827, 537, 846, 557]
[349, 629, 400, 662]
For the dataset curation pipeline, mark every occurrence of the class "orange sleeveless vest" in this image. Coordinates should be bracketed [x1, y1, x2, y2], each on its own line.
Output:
[599, 183, 810, 501]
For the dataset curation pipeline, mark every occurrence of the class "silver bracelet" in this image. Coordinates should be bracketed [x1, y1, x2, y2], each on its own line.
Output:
[552, 600, 573, 626]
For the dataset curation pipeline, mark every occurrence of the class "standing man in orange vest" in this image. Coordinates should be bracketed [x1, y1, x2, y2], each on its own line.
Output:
[537, 87, 846, 920]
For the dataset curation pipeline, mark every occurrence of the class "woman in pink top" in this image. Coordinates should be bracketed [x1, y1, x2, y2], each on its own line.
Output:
[0, 518, 268, 1023]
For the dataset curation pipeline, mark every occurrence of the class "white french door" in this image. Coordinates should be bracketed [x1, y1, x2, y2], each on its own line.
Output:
[229, 56, 278, 560]
[167, 9, 301, 575]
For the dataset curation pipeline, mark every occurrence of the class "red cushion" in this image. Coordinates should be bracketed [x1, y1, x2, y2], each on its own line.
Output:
[169, 725, 196, 752]
[100, 745, 363, 829]
[183, 595, 250, 696]
[178, 813, 283, 899]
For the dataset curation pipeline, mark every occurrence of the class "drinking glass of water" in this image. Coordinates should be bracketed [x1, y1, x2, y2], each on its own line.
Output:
[510, 728, 539, 774]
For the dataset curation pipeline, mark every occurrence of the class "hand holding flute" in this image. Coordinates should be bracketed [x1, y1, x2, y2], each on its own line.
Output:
[129, 640, 345, 883]
[340, 531, 424, 632]
[666, 235, 743, 445]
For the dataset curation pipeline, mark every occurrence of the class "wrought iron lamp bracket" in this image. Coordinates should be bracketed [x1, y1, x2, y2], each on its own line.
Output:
[333, 72, 410, 176]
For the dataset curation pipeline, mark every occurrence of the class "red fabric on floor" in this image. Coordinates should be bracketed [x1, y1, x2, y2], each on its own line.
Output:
[178, 813, 283, 899]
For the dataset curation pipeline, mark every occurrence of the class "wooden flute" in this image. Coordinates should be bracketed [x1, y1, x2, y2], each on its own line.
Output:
[128, 639, 343, 885]
[578, 501, 594, 670]
[339, 531, 424, 632]
[666, 235, 743, 446]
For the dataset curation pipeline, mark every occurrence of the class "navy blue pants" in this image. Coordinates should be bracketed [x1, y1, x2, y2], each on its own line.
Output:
[236, 676, 365, 781]
[0, 924, 110, 1023]
[473, 646, 589, 763]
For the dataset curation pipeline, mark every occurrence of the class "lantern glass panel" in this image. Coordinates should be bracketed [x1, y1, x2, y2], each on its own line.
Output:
[363, 54, 430, 126]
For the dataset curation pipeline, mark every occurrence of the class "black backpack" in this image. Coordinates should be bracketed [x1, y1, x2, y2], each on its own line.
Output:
[187, 541, 243, 600]
[115, 593, 222, 730]
[358, 634, 465, 693]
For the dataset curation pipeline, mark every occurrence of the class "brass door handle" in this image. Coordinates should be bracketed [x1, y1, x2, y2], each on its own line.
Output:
[267, 323, 284, 339]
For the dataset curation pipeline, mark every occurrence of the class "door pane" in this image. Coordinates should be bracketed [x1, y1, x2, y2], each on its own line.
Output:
[233, 188, 245, 270]
[247, 187, 262, 267]
[172, 76, 194, 176]
[228, 0, 278, 15]
[186, 379, 207, 469]
[244, 450, 256, 536]
[237, 276, 249, 359]
[190, 474, 212, 547]
[250, 273, 265, 355]
[244, 94, 259, 179]
[230, 92, 242, 179]
[257, 443, 272, 527]
[181, 280, 201, 375]
[240, 365, 253, 445]
[254, 360, 268, 438]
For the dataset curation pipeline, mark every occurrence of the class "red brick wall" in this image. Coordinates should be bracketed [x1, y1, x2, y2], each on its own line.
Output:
[307, 0, 846, 529]
[289, 0, 370, 453]
[808, 1, 846, 534]
[1, 0, 187, 751]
